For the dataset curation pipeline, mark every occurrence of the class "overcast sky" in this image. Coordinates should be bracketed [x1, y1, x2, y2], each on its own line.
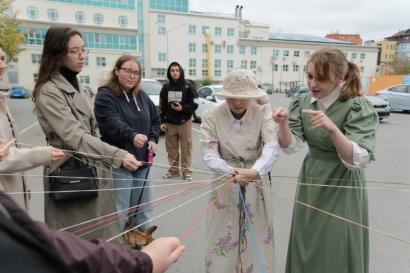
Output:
[189, 0, 409, 42]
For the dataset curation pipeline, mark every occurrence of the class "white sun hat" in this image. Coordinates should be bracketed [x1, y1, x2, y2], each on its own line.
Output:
[215, 69, 267, 99]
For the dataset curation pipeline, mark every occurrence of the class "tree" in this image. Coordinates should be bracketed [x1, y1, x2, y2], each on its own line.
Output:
[386, 57, 410, 75]
[0, 0, 25, 60]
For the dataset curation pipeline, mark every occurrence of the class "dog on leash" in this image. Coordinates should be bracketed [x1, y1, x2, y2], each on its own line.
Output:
[123, 222, 157, 250]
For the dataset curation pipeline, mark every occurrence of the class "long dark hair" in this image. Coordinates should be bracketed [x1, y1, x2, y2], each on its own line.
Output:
[307, 48, 362, 101]
[103, 55, 141, 96]
[32, 26, 82, 101]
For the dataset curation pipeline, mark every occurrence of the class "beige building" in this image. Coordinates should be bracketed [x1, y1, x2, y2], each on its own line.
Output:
[377, 40, 397, 64]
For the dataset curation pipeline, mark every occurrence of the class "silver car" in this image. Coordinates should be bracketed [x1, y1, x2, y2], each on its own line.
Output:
[139, 78, 163, 113]
[365, 95, 390, 121]
[195, 85, 225, 121]
[376, 84, 410, 112]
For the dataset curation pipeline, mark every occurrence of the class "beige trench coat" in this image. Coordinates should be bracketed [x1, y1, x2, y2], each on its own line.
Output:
[34, 74, 128, 240]
[0, 94, 51, 211]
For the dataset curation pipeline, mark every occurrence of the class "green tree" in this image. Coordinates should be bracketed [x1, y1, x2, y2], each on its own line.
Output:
[0, 0, 25, 60]
[387, 57, 410, 75]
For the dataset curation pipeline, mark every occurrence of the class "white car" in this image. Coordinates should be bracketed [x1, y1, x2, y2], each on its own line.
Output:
[195, 84, 225, 121]
[140, 78, 163, 113]
[365, 95, 390, 121]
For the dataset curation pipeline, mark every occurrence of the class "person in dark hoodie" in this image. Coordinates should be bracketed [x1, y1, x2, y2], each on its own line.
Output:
[159, 62, 197, 181]
[94, 55, 160, 234]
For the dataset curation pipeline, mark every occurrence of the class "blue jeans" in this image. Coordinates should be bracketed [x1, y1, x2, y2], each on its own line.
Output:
[112, 167, 153, 231]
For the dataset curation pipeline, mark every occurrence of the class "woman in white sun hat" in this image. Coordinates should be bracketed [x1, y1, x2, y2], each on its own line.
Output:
[200, 69, 279, 272]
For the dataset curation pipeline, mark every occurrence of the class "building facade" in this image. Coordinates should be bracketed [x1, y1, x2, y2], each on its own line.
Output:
[386, 29, 410, 60]
[325, 33, 363, 46]
[7, 0, 379, 93]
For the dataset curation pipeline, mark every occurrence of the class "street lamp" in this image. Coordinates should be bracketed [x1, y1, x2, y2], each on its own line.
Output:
[166, 24, 186, 65]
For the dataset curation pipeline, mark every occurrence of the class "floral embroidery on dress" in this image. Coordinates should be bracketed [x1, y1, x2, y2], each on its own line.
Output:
[213, 231, 239, 257]
[263, 225, 274, 245]
[210, 190, 226, 209]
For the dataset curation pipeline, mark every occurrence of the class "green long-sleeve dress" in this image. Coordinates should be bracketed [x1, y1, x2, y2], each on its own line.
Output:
[285, 93, 378, 273]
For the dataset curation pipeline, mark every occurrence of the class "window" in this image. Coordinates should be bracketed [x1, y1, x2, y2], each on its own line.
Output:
[27, 7, 38, 19]
[282, 64, 288, 71]
[351, 53, 357, 59]
[389, 85, 408, 93]
[360, 66, 364, 73]
[33, 73, 38, 83]
[31, 54, 41, 64]
[272, 49, 279, 57]
[304, 51, 310, 57]
[118, 16, 128, 27]
[94, 33, 101, 44]
[157, 14, 165, 24]
[251, 46, 257, 55]
[294, 51, 300, 57]
[47, 9, 58, 21]
[79, 76, 90, 84]
[75, 11, 85, 23]
[188, 43, 196, 53]
[241, 60, 247, 69]
[215, 27, 222, 36]
[214, 44, 222, 54]
[158, 26, 166, 35]
[215, 70, 221, 77]
[202, 26, 209, 35]
[202, 70, 208, 77]
[189, 58, 196, 68]
[360, 53, 365, 60]
[202, 44, 207, 53]
[293, 64, 299, 72]
[239, 45, 245, 54]
[283, 50, 289, 57]
[274, 64, 278, 71]
[94, 13, 104, 25]
[202, 59, 207, 68]
[214, 59, 221, 69]
[189, 69, 196, 76]
[227, 45, 234, 54]
[198, 87, 212, 98]
[158, 53, 166, 62]
[226, 60, 234, 69]
[154, 68, 166, 76]
[96, 56, 106, 67]
[227, 28, 234, 36]
[250, 60, 256, 70]
[189, 25, 196, 34]
[84, 56, 89, 66]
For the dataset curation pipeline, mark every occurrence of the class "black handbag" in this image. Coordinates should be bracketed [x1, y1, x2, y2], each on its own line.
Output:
[49, 165, 98, 203]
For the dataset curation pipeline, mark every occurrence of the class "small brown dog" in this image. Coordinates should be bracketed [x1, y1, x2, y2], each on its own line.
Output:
[123, 223, 157, 250]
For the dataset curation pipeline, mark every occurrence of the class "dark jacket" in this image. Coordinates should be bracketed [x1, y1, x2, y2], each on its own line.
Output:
[159, 62, 197, 124]
[94, 87, 160, 164]
[0, 191, 153, 273]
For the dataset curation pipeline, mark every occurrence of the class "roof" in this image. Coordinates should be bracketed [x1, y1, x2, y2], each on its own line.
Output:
[386, 29, 410, 40]
[269, 33, 353, 45]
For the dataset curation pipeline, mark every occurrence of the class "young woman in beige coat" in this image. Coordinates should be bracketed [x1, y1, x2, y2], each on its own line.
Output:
[0, 45, 65, 211]
[32, 27, 141, 239]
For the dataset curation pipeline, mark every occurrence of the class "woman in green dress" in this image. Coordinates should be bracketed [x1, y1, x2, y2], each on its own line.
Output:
[273, 48, 378, 273]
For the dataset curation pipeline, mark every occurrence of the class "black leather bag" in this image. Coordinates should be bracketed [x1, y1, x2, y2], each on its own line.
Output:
[49, 166, 98, 203]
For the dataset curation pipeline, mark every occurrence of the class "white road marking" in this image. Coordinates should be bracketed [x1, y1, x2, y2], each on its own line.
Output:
[19, 121, 39, 135]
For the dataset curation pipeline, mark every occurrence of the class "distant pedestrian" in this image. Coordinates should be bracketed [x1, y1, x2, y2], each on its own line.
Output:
[159, 62, 197, 181]
[272, 48, 378, 273]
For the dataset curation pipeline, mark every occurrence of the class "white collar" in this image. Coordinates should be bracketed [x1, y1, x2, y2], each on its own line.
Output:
[310, 85, 342, 110]
[226, 104, 246, 128]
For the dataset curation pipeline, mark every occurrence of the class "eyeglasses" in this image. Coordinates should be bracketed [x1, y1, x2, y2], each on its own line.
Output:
[67, 47, 89, 56]
[120, 67, 141, 77]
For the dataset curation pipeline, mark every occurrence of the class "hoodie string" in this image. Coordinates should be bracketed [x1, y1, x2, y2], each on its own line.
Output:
[123, 91, 141, 111]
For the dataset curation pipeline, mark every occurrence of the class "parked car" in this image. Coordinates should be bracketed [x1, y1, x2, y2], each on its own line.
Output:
[194, 85, 225, 122]
[286, 85, 309, 97]
[365, 95, 390, 121]
[139, 78, 162, 113]
[9, 86, 29, 98]
[259, 83, 273, 94]
[375, 84, 410, 112]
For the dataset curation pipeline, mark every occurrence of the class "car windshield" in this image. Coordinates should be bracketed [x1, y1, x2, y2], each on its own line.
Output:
[140, 81, 162, 95]
[213, 87, 225, 101]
